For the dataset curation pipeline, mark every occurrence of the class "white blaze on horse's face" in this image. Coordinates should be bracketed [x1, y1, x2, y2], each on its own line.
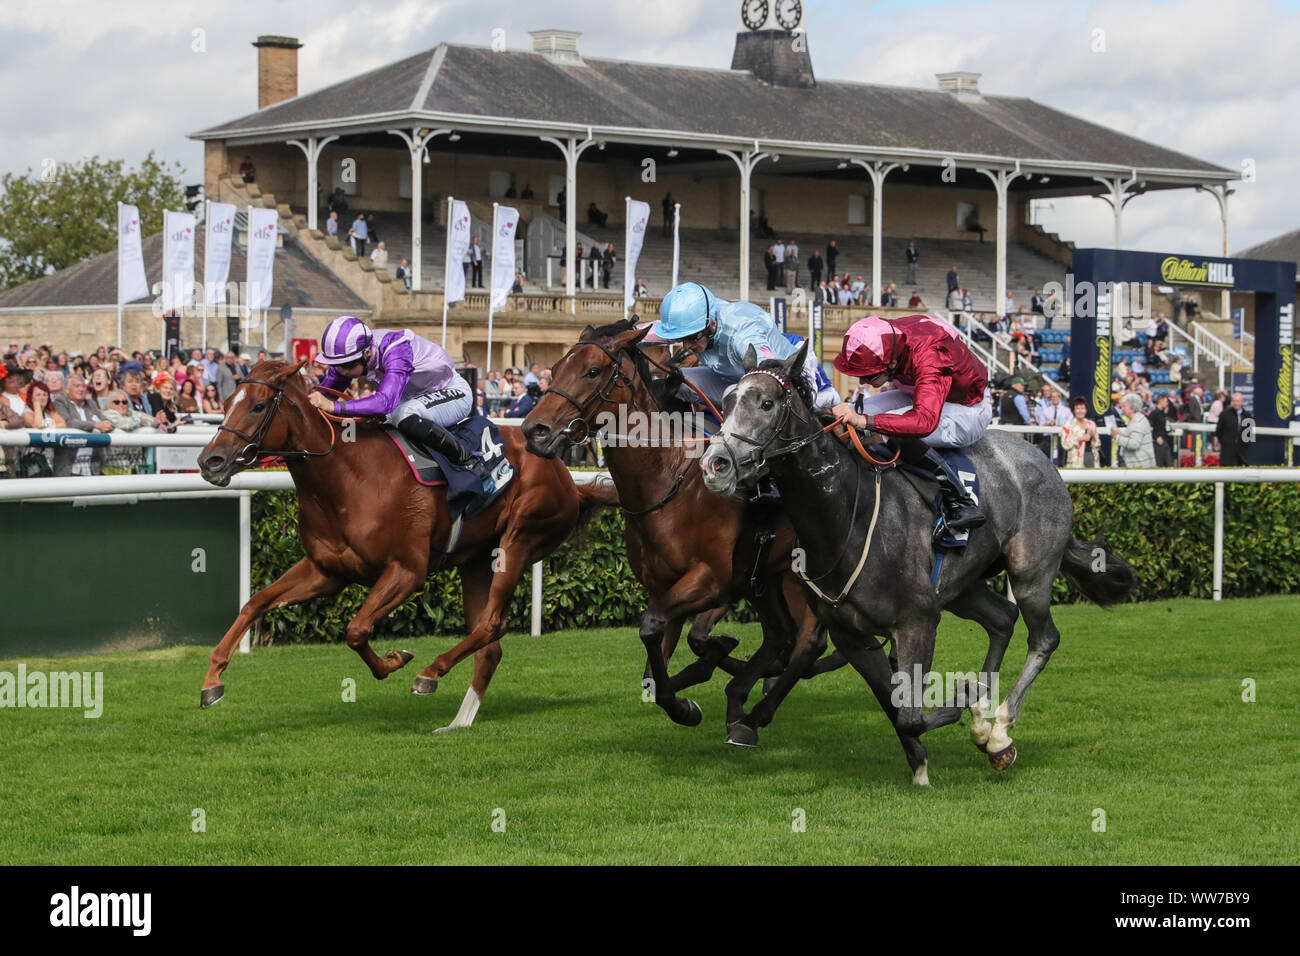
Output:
[701, 375, 779, 497]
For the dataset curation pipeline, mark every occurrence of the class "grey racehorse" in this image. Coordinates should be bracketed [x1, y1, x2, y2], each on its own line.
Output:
[700, 342, 1135, 784]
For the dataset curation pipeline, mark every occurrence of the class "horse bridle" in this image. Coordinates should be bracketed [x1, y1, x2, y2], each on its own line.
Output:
[217, 377, 333, 467]
[718, 368, 823, 472]
[544, 339, 635, 443]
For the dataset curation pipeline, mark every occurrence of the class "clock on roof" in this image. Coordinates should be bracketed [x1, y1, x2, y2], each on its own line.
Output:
[775, 0, 802, 31]
[741, 0, 769, 31]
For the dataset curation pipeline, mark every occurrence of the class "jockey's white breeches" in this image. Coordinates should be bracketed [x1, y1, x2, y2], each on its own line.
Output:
[862, 386, 992, 449]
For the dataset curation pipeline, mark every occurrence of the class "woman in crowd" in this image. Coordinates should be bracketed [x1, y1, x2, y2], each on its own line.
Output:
[22, 379, 64, 430]
[177, 378, 201, 413]
[1206, 388, 1228, 425]
[1113, 393, 1156, 467]
[201, 383, 224, 415]
[1060, 397, 1101, 468]
[148, 373, 183, 431]
[89, 367, 115, 408]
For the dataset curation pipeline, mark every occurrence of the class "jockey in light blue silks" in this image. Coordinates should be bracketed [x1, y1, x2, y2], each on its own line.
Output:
[647, 283, 840, 412]
[308, 315, 489, 480]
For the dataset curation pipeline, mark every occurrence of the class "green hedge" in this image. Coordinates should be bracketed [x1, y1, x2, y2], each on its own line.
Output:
[250, 482, 1300, 643]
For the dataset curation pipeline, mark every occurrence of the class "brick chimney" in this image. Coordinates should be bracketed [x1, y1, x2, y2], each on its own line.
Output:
[253, 35, 303, 109]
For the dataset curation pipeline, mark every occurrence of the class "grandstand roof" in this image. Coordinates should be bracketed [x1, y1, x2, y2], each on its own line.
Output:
[190, 42, 1233, 183]
[1235, 228, 1300, 272]
[0, 230, 370, 313]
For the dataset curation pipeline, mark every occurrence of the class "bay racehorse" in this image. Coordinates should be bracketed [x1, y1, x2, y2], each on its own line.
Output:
[197, 359, 617, 730]
[523, 321, 851, 743]
[701, 342, 1135, 783]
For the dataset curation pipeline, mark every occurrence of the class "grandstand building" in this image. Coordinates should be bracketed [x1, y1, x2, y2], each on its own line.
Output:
[1, 6, 1241, 393]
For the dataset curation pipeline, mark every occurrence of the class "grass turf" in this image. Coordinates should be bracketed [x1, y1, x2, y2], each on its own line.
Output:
[1, 596, 1296, 865]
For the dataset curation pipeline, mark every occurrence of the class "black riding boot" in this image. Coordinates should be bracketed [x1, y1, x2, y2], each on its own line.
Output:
[398, 415, 490, 482]
[898, 439, 985, 539]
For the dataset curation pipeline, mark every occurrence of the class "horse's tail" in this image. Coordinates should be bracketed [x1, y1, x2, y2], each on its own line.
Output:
[576, 474, 620, 518]
[1060, 537, 1137, 606]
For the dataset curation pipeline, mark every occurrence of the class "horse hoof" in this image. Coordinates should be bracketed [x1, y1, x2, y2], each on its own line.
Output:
[411, 676, 439, 696]
[199, 684, 225, 709]
[672, 698, 703, 727]
[392, 650, 414, 667]
[725, 722, 759, 748]
[988, 744, 1017, 771]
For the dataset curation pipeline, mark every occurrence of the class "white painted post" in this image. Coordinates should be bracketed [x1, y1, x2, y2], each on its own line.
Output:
[1213, 481, 1224, 601]
[671, 202, 681, 288]
[238, 490, 252, 653]
[531, 561, 543, 636]
[487, 202, 498, 373]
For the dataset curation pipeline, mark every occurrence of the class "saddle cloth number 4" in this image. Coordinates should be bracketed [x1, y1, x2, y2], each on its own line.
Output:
[479, 425, 513, 486]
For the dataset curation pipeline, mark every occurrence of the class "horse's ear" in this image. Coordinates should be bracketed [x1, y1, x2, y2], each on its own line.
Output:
[614, 324, 651, 349]
[277, 360, 307, 381]
[743, 344, 759, 372]
[579, 324, 596, 341]
[782, 339, 809, 382]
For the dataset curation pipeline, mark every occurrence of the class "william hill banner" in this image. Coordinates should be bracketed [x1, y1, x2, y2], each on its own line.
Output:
[1071, 248, 1296, 464]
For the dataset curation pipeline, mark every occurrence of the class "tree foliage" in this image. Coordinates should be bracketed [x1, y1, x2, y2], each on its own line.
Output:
[0, 152, 186, 291]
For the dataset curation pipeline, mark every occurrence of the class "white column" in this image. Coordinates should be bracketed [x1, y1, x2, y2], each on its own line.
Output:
[976, 166, 1026, 319]
[1092, 173, 1139, 250]
[1196, 183, 1235, 322]
[718, 147, 771, 302]
[287, 135, 339, 233]
[541, 134, 596, 310]
[851, 160, 901, 307]
[388, 128, 452, 293]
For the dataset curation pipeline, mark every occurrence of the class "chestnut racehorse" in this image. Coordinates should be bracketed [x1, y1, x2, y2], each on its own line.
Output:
[523, 321, 837, 744]
[197, 359, 617, 730]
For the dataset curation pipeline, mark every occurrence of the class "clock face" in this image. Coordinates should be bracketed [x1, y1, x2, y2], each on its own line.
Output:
[741, 0, 769, 30]
[775, 0, 802, 31]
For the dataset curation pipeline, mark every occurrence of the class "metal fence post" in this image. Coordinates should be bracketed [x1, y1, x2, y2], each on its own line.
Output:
[531, 561, 543, 636]
[1213, 481, 1224, 601]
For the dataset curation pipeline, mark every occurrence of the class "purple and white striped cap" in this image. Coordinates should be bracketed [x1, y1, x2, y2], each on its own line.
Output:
[319, 316, 372, 365]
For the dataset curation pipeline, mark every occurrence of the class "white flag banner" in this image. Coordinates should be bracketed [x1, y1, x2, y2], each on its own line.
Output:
[245, 207, 279, 311]
[204, 202, 236, 306]
[490, 204, 519, 310]
[161, 211, 196, 313]
[624, 198, 650, 310]
[117, 203, 149, 304]
[444, 198, 471, 305]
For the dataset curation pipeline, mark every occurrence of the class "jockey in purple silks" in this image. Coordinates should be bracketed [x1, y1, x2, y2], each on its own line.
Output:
[308, 315, 489, 480]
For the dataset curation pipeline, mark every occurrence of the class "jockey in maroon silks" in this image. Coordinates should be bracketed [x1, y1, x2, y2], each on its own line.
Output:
[830, 314, 992, 536]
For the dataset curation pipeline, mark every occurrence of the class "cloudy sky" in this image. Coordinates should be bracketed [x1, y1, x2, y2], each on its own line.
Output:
[2, 0, 1296, 255]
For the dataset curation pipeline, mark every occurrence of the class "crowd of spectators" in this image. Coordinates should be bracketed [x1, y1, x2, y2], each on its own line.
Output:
[1, 341, 261, 478]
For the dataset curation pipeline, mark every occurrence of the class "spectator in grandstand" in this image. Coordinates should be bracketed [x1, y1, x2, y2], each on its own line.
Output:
[947, 265, 959, 294]
[908, 291, 925, 309]
[905, 241, 918, 285]
[1037, 388, 1072, 463]
[202, 383, 223, 414]
[326, 210, 339, 238]
[1060, 397, 1100, 467]
[786, 239, 799, 288]
[1214, 391, 1251, 466]
[177, 378, 200, 414]
[506, 381, 537, 418]
[836, 282, 853, 307]
[483, 371, 503, 399]
[511, 272, 525, 295]
[521, 184, 535, 200]
[119, 370, 150, 418]
[849, 274, 865, 302]
[634, 278, 650, 300]
[556, 187, 566, 221]
[947, 286, 962, 315]
[348, 213, 368, 257]
[585, 242, 601, 289]
[365, 214, 380, 246]
[661, 193, 673, 237]
[239, 156, 256, 183]
[1206, 388, 1228, 425]
[826, 239, 839, 275]
[370, 242, 389, 269]
[883, 283, 899, 308]
[1003, 290, 1016, 321]
[773, 239, 786, 288]
[807, 248, 823, 289]
[763, 245, 777, 291]
[2, 363, 30, 417]
[1148, 392, 1174, 466]
[396, 259, 411, 290]
[523, 363, 542, 388]
[587, 202, 608, 228]
[999, 376, 1031, 425]
[22, 379, 62, 428]
[602, 243, 616, 289]
[200, 348, 220, 385]
[1184, 295, 1198, 322]
[1113, 393, 1155, 467]
[469, 236, 484, 288]
[53, 374, 113, 475]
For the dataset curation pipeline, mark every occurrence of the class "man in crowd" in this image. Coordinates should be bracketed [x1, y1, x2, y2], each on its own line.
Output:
[349, 213, 368, 257]
[396, 259, 412, 290]
[947, 264, 960, 296]
[826, 239, 839, 276]
[906, 240, 919, 285]
[807, 248, 823, 289]
[53, 374, 113, 475]
[216, 353, 241, 402]
[370, 241, 389, 270]
[785, 238, 799, 289]
[468, 236, 484, 288]
[326, 210, 339, 239]
[999, 376, 1031, 426]
[1214, 391, 1252, 466]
